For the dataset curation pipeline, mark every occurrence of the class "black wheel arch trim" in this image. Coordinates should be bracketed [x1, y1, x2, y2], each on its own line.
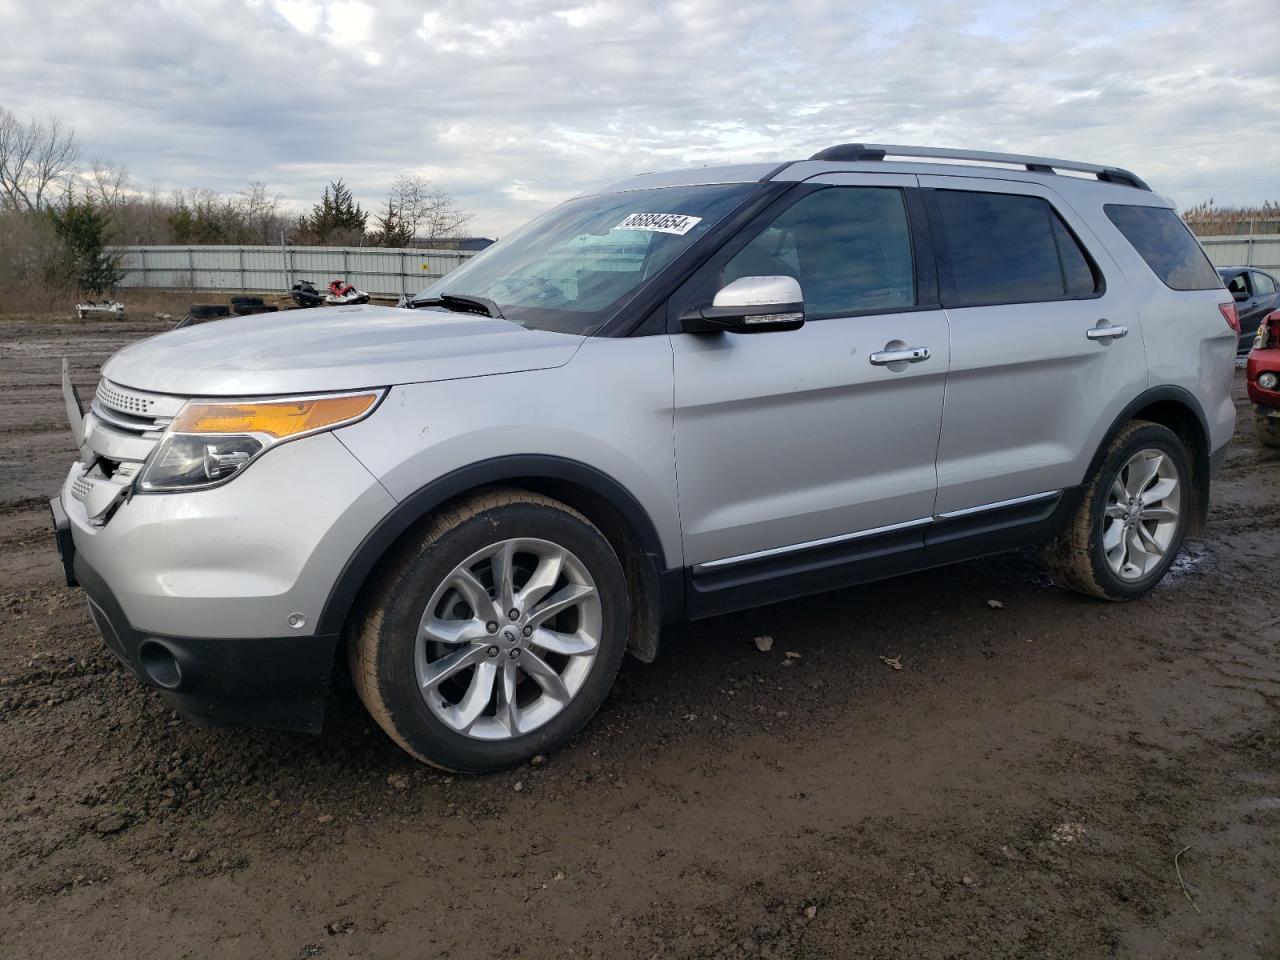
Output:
[317, 455, 675, 638]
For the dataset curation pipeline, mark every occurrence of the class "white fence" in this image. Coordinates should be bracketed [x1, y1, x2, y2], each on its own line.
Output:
[1199, 234, 1280, 272]
[111, 244, 477, 299]
[109, 234, 1280, 300]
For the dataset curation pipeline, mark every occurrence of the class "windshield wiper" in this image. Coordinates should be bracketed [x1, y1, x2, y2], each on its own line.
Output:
[410, 292, 505, 319]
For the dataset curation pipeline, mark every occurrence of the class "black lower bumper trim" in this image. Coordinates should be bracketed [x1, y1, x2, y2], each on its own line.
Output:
[50, 496, 77, 587]
[1209, 440, 1230, 479]
[73, 552, 339, 733]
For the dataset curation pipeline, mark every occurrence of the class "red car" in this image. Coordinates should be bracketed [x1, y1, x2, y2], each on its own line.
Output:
[1247, 308, 1280, 447]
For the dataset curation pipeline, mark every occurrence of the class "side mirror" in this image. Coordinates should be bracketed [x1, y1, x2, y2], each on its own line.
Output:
[1233, 288, 1250, 303]
[682, 276, 805, 334]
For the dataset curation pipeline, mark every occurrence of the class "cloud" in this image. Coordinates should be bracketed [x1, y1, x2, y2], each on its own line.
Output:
[0, 0, 1276, 235]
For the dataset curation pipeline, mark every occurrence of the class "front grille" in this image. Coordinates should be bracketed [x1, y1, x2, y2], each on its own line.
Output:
[96, 382, 158, 416]
[75, 382, 190, 525]
[93, 381, 176, 436]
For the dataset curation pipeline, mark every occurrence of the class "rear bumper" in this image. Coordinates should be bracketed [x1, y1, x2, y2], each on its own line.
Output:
[71, 545, 340, 732]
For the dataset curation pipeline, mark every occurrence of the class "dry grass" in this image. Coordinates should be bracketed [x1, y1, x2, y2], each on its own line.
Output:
[1183, 200, 1280, 237]
[3, 289, 296, 324]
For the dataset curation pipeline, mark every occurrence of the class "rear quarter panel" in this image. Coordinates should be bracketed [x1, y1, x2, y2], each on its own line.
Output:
[1086, 204, 1237, 454]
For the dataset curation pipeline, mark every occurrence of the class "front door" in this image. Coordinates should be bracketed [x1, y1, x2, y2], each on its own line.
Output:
[669, 175, 949, 606]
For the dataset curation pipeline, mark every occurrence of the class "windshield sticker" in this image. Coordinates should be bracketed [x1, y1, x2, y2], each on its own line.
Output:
[613, 212, 703, 236]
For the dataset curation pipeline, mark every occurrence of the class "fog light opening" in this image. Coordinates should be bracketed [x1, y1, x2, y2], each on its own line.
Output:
[138, 640, 183, 690]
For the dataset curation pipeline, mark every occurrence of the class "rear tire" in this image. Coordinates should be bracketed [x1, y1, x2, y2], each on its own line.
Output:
[349, 489, 629, 772]
[1042, 421, 1191, 601]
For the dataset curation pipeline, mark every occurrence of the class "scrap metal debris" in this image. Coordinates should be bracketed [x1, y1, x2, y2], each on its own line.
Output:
[76, 300, 124, 319]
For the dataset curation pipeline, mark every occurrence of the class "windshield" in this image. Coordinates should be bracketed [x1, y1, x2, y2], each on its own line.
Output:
[415, 183, 758, 334]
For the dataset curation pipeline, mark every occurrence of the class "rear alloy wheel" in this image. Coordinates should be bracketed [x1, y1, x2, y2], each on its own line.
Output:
[1100, 448, 1182, 581]
[1043, 420, 1191, 601]
[350, 489, 628, 771]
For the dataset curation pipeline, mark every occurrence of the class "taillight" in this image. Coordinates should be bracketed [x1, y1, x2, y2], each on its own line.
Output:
[1219, 302, 1240, 335]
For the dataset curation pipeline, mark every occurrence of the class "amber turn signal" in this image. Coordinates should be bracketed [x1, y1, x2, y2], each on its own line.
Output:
[171, 392, 381, 439]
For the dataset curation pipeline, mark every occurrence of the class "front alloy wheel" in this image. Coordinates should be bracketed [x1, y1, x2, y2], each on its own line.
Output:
[350, 489, 628, 772]
[417, 539, 602, 740]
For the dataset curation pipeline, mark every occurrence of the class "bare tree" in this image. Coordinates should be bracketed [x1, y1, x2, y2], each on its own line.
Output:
[235, 181, 284, 243]
[87, 159, 131, 209]
[386, 173, 472, 244]
[0, 107, 81, 211]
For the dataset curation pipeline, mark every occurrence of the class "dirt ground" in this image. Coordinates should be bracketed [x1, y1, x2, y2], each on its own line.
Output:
[1, 306, 1277, 959]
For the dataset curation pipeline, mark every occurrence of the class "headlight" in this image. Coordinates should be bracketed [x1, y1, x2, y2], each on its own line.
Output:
[138, 390, 382, 491]
[1259, 371, 1279, 391]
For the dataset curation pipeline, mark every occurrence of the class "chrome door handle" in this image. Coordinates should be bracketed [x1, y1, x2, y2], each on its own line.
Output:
[869, 346, 931, 366]
[1086, 323, 1128, 341]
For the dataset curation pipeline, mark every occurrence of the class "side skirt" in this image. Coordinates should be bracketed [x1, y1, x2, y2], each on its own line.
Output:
[679, 488, 1080, 621]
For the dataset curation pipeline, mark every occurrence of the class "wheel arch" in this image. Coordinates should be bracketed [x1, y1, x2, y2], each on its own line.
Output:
[1087, 385, 1212, 536]
[318, 455, 676, 662]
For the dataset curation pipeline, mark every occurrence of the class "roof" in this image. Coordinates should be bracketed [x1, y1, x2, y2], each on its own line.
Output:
[578, 143, 1159, 201]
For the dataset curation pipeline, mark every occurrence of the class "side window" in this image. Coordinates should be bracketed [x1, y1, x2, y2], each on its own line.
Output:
[721, 187, 916, 317]
[1252, 272, 1277, 295]
[1050, 215, 1100, 298]
[1225, 273, 1249, 296]
[1103, 204, 1222, 290]
[934, 190, 1098, 306]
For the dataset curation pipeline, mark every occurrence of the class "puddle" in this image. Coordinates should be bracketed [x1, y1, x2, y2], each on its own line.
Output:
[1164, 544, 1209, 581]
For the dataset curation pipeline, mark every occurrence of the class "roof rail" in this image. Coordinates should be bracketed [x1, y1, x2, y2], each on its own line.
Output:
[808, 143, 1150, 191]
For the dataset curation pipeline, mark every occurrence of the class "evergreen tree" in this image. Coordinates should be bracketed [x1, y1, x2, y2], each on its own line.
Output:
[371, 198, 413, 247]
[47, 199, 124, 294]
[304, 179, 367, 244]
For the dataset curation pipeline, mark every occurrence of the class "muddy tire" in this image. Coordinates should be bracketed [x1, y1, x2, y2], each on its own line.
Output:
[349, 489, 629, 772]
[1256, 409, 1280, 449]
[1042, 420, 1191, 601]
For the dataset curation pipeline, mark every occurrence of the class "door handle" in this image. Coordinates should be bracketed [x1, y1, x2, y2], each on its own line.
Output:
[1086, 323, 1128, 341]
[869, 346, 931, 366]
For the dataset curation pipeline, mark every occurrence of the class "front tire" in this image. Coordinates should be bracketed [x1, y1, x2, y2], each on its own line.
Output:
[1256, 408, 1280, 449]
[1042, 421, 1191, 601]
[349, 489, 629, 772]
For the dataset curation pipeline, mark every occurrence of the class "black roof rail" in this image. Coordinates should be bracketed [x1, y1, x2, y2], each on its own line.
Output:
[807, 143, 1151, 191]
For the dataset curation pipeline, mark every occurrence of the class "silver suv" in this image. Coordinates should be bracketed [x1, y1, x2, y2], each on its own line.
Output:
[52, 144, 1238, 771]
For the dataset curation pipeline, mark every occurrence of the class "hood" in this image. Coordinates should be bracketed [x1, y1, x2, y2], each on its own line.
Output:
[101, 304, 585, 396]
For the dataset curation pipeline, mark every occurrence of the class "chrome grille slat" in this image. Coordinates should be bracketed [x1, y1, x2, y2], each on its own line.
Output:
[89, 400, 160, 434]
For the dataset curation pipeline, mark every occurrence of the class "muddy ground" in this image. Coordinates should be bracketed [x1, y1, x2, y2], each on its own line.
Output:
[1, 308, 1277, 959]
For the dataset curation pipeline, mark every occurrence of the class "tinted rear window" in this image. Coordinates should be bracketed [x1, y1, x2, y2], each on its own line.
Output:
[935, 191, 1101, 307]
[1104, 204, 1221, 290]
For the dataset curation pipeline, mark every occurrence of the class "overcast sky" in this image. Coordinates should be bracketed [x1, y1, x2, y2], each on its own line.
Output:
[1, 0, 1277, 236]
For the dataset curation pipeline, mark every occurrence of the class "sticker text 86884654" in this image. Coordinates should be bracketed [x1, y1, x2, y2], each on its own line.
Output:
[613, 212, 703, 236]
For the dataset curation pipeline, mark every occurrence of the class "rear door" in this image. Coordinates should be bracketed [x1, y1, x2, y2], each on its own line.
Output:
[918, 177, 1148, 516]
[669, 175, 949, 600]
